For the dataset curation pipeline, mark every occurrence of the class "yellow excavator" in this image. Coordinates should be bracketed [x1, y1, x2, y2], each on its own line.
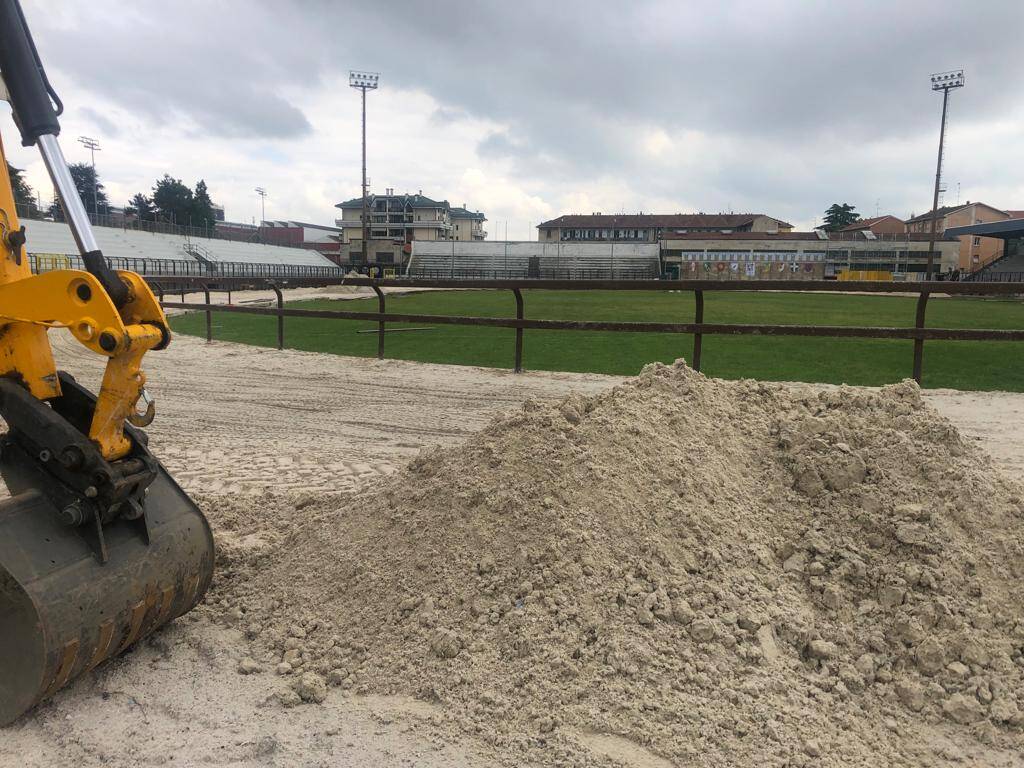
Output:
[0, 0, 214, 724]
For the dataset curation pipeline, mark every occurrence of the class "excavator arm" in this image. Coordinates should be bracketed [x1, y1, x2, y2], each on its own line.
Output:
[0, 0, 213, 725]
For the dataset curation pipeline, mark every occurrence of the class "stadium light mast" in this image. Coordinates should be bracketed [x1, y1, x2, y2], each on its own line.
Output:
[77, 136, 101, 217]
[925, 69, 964, 280]
[255, 186, 267, 241]
[349, 70, 379, 265]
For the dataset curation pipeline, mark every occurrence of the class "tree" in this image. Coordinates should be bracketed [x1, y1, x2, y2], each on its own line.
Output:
[151, 174, 193, 225]
[190, 179, 216, 229]
[72, 162, 109, 215]
[821, 203, 859, 232]
[125, 192, 154, 221]
[47, 162, 109, 220]
[7, 162, 37, 216]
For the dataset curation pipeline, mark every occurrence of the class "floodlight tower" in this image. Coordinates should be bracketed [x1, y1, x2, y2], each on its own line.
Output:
[77, 135, 101, 216]
[349, 71, 379, 265]
[925, 69, 964, 279]
[255, 186, 267, 241]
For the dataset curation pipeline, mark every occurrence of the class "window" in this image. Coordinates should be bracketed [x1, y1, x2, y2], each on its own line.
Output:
[376, 252, 394, 264]
[973, 236, 981, 247]
[350, 250, 364, 264]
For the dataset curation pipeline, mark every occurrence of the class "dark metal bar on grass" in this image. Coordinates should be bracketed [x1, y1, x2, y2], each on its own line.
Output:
[270, 284, 284, 350]
[513, 288, 524, 373]
[693, 290, 704, 372]
[202, 285, 212, 342]
[371, 285, 385, 360]
[913, 292, 929, 383]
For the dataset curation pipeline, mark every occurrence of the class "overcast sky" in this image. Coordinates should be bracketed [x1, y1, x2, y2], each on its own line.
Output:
[6, 0, 1024, 237]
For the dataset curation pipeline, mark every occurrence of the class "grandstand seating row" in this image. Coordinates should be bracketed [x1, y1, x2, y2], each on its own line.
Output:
[408, 241, 661, 279]
[407, 252, 660, 279]
[24, 219, 339, 271]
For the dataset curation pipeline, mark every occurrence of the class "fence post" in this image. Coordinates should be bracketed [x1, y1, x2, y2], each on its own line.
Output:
[203, 284, 212, 342]
[692, 289, 704, 372]
[271, 284, 284, 350]
[513, 288, 524, 373]
[371, 285, 385, 360]
[912, 291, 929, 384]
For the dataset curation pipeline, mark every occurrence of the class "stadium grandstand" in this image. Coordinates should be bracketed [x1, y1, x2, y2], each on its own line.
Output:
[24, 218, 342, 279]
[408, 241, 661, 279]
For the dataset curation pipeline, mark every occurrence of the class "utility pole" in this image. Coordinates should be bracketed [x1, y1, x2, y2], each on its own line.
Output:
[925, 70, 964, 279]
[77, 136, 101, 217]
[350, 71, 379, 265]
[254, 187, 267, 241]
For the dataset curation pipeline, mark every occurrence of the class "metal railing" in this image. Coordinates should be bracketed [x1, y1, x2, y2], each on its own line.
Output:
[962, 270, 1024, 283]
[28, 252, 344, 279]
[154, 277, 1024, 385]
[407, 267, 657, 280]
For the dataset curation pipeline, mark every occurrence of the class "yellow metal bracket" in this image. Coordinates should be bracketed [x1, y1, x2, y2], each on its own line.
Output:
[0, 268, 171, 461]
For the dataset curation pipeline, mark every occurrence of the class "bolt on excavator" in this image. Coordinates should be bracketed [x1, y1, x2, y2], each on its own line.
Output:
[0, 0, 214, 725]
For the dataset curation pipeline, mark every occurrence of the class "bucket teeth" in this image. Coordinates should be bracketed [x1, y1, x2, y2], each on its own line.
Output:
[0, 464, 213, 726]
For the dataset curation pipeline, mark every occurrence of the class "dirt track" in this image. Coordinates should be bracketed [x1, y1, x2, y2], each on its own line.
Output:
[3, 330, 1024, 767]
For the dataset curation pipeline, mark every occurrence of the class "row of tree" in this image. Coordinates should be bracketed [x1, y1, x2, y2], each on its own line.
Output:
[7, 162, 219, 230]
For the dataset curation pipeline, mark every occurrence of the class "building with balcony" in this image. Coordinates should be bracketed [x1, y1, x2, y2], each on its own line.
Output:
[537, 213, 793, 243]
[335, 189, 486, 270]
[904, 202, 1017, 272]
[450, 205, 487, 241]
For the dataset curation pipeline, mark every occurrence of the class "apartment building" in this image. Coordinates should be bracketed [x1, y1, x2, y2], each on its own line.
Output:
[335, 190, 486, 268]
[450, 205, 487, 241]
[537, 213, 793, 243]
[905, 202, 1014, 271]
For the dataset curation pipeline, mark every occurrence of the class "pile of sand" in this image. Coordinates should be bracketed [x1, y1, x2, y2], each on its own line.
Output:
[202, 361, 1024, 766]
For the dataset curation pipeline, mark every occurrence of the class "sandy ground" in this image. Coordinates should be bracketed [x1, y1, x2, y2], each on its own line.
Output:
[160, 284, 454, 315]
[3, 331, 1024, 767]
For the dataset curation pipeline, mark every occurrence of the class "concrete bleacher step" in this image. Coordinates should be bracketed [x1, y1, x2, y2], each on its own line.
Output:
[24, 218, 342, 277]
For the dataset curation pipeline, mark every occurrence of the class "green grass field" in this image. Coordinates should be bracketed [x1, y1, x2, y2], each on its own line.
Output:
[170, 290, 1024, 391]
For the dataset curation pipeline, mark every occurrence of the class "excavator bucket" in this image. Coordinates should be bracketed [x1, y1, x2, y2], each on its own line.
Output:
[0, 449, 214, 725]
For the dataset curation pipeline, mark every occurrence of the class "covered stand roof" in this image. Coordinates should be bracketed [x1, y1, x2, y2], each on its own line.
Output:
[945, 218, 1024, 240]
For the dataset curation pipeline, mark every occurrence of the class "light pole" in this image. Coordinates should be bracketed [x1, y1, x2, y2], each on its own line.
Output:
[254, 187, 267, 242]
[349, 71, 379, 266]
[77, 135, 101, 217]
[925, 69, 964, 279]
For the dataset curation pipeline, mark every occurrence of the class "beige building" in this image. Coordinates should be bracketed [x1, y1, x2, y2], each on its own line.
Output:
[537, 213, 793, 243]
[905, 202, 1014, 271]
[335, 190, 486, 269]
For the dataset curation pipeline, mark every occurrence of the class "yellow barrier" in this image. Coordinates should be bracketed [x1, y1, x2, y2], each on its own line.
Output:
[837, 270, 892, 282]
[31, 252, 72, 272]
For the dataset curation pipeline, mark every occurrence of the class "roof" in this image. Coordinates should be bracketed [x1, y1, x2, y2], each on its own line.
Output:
[449, 206, 486, 221]
[904, 205, 966, 224]
[537, 213, 793, 229]
[264, 220, 342, 232]
[945, 218, 1024, 240]
[335, 192, 449, 210]
[840, 215, 902, 231]
[660, 231, 956, 242]
[904, 202, 1011, 225]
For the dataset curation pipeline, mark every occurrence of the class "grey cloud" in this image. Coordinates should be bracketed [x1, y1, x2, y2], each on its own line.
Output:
[20, 0, 1024, 221]
[78, 106, 120, 138]
[280, 0, 1024, 203]
[27, 1, 315, 140]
